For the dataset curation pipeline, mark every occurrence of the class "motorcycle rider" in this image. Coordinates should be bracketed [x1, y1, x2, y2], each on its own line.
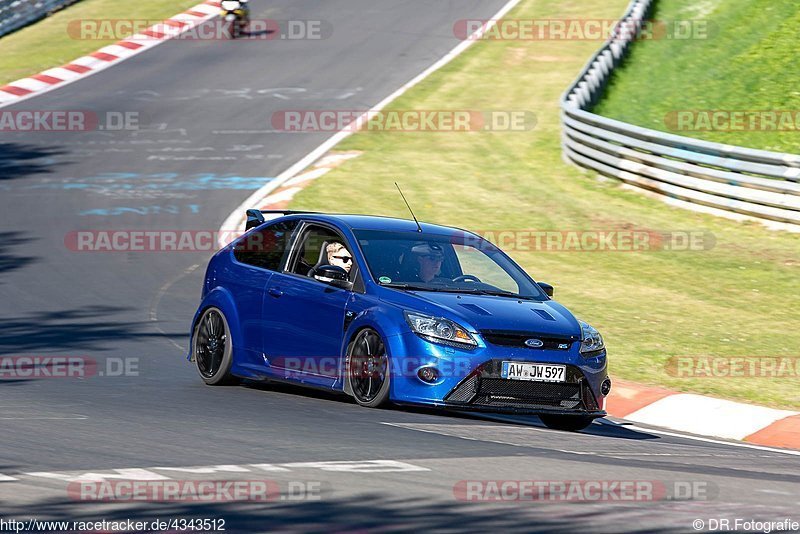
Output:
[220, 0, 250, 36]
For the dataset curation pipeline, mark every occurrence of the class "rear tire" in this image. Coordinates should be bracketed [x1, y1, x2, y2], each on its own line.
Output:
[346, 329, 390, 408]
[193, 307, 237, 385]
[539, 414, 595, 432]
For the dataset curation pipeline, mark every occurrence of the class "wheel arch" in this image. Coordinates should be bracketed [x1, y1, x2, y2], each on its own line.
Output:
[340, 305, 406, 397]
[187, 286, 243, 362]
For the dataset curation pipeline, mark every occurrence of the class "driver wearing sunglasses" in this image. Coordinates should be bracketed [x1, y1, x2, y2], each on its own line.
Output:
[326, 242, 353, 274]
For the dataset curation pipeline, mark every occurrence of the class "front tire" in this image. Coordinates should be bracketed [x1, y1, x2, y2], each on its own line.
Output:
[346, 329, 390, 408]
[193, 307, 237, 385]
[539, 414, 595, 432]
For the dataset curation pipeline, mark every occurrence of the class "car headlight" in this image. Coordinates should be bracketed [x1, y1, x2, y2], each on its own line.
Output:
[404, 312, 477, 348]
[579, 320, 605, 354]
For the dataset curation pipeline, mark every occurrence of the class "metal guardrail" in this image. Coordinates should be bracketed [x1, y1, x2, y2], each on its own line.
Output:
[560, 0, 800, 226]
[0, 0, 79, 38]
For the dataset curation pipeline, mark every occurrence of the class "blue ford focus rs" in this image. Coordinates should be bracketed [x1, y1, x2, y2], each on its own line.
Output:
[188, 210, 610, 431]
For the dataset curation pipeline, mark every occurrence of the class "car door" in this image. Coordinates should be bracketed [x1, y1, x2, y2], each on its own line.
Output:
[262, 222, 354, 387]
[227, 219, 299, 370]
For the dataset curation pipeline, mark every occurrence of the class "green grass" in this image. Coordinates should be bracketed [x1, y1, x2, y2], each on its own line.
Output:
[593, 0, 800, 153]
[0, 0, 201, 86]
[292, 0, 800, 409]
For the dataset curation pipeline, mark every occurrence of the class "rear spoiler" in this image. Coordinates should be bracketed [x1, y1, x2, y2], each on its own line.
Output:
[245, 209, 320, 231]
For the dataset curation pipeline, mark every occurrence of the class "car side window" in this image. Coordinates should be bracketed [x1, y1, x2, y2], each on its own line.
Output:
[288, 224, 353, 279]
[233, 220, 298, 271]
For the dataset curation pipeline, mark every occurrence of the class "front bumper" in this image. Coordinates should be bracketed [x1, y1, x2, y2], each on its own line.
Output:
[385, 330, 608, 415]
[442, 360, 604, 415]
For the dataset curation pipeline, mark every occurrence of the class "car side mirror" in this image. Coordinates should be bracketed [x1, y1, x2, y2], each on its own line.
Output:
[314, 264, 353, 290]
[537, 282, 554, 297]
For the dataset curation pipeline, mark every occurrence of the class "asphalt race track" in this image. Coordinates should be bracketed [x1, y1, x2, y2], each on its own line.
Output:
[0, 1, 798, 532]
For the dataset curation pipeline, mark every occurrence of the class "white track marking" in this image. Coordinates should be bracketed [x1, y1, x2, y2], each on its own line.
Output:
[380, 422, 600, 456]
[4, 460, 428, 483]
[26, 468, 169, 482]
[152, 465, 251, 474]
[217, 0, 524, 245]
[149, 263, 201, 352]
[248, 464, 291, 472]
[279, 460, 430, 472]
[0, 415, 87, 420]
[381, 421, 800, 457]
[622, 424, 800, 457]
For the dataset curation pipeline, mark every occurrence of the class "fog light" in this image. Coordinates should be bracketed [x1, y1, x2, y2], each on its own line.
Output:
[417, 367, 439, 383]
[601, 378, 612, 396]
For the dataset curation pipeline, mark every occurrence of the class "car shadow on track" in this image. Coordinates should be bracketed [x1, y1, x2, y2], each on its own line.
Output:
[0, 495, 693, 533]
[240, 379, 659, 442]
[0, 231, 38, 282]
[0, 305, 183, 352]
[0, 143, 68, 181]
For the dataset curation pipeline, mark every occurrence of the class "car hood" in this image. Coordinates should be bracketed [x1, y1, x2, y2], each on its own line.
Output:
[381, 289, 582, 338]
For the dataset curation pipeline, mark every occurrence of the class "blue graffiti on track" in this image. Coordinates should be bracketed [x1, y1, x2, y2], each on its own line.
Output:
[80, 204, 202, 216]
[22, 173, 274, 191]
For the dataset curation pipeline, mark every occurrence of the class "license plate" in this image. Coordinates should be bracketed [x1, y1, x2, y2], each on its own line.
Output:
[501, 362, 566, 383]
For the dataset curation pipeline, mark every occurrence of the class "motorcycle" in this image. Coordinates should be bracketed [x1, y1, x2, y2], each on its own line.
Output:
[220, 0, 249, 39]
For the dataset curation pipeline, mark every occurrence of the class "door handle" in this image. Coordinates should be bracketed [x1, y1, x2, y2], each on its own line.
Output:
[268, 287, 283, 298]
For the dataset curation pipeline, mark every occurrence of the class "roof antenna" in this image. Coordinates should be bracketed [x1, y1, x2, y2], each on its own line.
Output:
[395, 182, 423, 233]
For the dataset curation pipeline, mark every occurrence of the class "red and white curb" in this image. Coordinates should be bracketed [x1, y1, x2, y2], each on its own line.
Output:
[0, 0, 221, 108]
[608, 379, 800, 449]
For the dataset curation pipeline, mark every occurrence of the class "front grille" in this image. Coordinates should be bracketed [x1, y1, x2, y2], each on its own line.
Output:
[444, 360, 591, 411]
[481, 330, 575, 350]
[475, 397, 581, 409]
[475, 379, 581, 409]
[446, 373, 479, 403]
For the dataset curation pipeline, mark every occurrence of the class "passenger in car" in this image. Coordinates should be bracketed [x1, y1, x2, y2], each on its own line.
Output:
[327, 242, 353, 274]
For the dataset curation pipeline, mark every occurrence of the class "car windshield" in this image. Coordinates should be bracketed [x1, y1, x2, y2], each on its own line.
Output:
[353, 229, 546, 300]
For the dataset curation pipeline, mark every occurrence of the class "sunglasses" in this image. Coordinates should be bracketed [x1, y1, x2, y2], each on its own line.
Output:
[333, 255, 353, 263]
[420, 254, 443, 262]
